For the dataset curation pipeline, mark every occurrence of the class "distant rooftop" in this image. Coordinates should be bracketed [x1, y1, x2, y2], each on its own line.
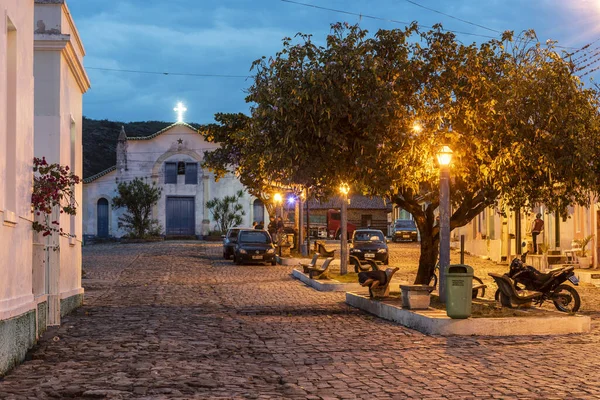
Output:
[308, 195, 391, 210]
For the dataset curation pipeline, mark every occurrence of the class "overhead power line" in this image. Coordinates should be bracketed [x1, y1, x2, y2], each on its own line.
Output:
[86, 67, 251, 79]
[401, 0, 500, 34]
[281, 0, 497, 39]
[281, 0, 576, 50]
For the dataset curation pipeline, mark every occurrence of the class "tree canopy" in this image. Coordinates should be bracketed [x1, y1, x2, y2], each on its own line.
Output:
[202, 23, 600, 283]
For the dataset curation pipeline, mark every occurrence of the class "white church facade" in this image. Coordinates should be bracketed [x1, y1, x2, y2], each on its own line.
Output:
[83, 116, 267, 239]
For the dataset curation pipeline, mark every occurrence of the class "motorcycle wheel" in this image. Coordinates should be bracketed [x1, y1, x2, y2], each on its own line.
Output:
[552, 284, 581, 312]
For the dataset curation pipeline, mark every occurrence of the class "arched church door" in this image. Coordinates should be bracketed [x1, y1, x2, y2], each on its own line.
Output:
[97, 198, 109, 237]
[253, 199, 264, 223]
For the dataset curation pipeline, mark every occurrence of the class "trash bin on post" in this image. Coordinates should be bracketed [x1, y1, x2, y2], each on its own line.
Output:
[445, 264, 474, 319]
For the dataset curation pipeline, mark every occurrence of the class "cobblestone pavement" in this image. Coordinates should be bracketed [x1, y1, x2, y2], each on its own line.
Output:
[1, 241, 600, 399]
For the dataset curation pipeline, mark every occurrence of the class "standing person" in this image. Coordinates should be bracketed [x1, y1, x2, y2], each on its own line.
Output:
[276, 216, 285, 245]
[267, 216, 277, 241]
[252, 221, 257, 229]
[531, 213, 544, 254]
[255, 220, 264, 230]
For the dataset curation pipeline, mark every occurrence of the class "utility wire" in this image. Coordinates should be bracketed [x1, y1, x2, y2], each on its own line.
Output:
[86, 67, 251, 79]
[401, 0, 500, 34]
[281, 0, 576, 49]
[281, 0, 496, 39]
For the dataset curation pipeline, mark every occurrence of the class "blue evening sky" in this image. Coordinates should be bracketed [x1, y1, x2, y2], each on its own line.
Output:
[68, 0, 600, 124]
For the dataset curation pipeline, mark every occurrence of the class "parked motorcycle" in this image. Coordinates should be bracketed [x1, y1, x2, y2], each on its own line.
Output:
[495, 254, 581, 312]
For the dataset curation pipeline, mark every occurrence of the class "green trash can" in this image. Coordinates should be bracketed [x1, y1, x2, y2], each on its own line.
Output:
[445, 264, 474, 319]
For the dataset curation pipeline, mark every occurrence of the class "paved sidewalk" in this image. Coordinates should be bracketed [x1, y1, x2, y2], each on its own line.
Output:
[1, 241, 599, 399]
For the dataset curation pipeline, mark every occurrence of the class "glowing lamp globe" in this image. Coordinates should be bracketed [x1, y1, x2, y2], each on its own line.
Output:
[339, 183, 350, 195]
[436, 146, 453, 166]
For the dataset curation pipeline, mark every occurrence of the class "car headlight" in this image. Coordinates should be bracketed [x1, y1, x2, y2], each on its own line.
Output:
[377, 248, 387, 253]
[350, 248, 361, 253]
[267, 248, 275, 254]
[239, 249, 247, 254]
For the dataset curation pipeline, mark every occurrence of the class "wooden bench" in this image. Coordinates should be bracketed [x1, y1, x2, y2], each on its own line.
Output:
[307, 257, 334, 280]
[359, 267, 399, 298]
[301, 253, 320, 273]
[315, 241, 336, 258]
[350, 255, 380, 273]
[488, 273, 542, 308]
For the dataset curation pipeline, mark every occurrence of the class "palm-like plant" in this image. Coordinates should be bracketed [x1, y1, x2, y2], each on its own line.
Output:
[574, 234, 594, 257]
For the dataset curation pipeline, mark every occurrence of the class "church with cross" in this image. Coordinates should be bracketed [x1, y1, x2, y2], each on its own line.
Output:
[82, 104, 265, 239]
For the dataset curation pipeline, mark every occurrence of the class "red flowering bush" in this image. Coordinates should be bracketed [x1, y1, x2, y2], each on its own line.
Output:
[32, 157, 80, 238]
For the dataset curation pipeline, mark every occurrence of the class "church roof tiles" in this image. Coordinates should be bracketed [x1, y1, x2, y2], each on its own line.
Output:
[83, 165, 116, 184]
[127, 122, 199, 141]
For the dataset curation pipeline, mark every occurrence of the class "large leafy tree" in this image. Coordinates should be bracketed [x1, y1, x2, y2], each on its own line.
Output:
[205, 24, 600, 283]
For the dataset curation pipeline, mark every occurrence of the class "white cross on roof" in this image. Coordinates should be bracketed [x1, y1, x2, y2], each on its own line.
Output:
[174, 102, 187, 123]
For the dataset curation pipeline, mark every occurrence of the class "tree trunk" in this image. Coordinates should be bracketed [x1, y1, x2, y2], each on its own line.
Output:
[413, 212, 439, 284]
[393, 189, 496, 285]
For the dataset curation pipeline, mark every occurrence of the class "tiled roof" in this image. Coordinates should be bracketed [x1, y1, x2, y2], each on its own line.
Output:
[83, 165, 116, 184]
[308, 195, 391, 210]
[127, 122, 199, 141]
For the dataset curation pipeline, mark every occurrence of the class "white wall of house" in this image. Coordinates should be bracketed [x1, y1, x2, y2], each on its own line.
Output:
[454, 202, 597, 268]
[83, 123, 256, 238]
[33, 0, 90, 322]
[0, 0, 36, 322]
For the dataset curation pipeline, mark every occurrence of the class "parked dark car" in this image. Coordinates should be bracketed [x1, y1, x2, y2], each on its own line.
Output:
[233, 229, 277, 265]
[350, 229, 389, 265]
[392, 219, 418, 242]
[223, 228, 243, 260]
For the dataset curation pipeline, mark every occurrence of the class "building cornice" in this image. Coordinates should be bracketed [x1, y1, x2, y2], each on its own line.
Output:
[35, 34, 91, 93]
[62, 2, 86, 56]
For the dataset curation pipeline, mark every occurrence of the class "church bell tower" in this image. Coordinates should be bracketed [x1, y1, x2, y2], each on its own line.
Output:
[116, 126, 128, 173]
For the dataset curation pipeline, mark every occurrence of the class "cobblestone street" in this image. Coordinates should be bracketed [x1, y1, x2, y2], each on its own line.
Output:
[1, 241, 600, 399]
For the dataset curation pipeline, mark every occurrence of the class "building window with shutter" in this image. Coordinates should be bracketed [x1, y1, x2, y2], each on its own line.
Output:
[185, 163, 198, 184]
[165, 162, 177, 184]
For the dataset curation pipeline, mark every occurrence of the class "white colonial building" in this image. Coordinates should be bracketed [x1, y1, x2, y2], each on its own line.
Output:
[82, 117, 266, 239]
[0, 0, 89, 375]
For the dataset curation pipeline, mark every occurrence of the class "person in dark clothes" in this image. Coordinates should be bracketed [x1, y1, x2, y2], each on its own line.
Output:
[255, 221, 264, 230]
[531, 213, 544, 254]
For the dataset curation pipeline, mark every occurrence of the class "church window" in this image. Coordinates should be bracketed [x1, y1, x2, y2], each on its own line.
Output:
[165, 162, 177, 184]
[177, 161, 186, 175]
[185, 163, 198, 184]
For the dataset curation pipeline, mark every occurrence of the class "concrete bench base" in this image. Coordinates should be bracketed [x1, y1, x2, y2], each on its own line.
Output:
[292, 269, 364, 292]
[346, 292, 591, 336]
[575, 270, 600, 287]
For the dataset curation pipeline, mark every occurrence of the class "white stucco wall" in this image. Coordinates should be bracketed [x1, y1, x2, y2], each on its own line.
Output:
[455, 204, 596, 267]
[0, 0, 36, 319]
[34, 0, 89, 302]
[83, 124, 258, 237]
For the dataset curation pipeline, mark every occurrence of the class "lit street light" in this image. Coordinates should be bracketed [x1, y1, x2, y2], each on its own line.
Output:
[437, 145, 453, 303]
[339, 182, 350, 275]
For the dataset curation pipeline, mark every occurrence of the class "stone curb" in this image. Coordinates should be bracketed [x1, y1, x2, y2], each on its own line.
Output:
[346, 292, 592, 336]
[291, 269, 364, 292]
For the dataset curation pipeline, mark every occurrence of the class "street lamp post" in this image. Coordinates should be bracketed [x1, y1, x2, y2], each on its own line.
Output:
[273, 192, 282, 249]
[437, 145, 453, 303]
[339, 183, 350, 275]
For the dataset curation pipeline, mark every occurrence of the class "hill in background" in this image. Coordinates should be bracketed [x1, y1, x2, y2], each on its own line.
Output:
[83, 117, 203, 179]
